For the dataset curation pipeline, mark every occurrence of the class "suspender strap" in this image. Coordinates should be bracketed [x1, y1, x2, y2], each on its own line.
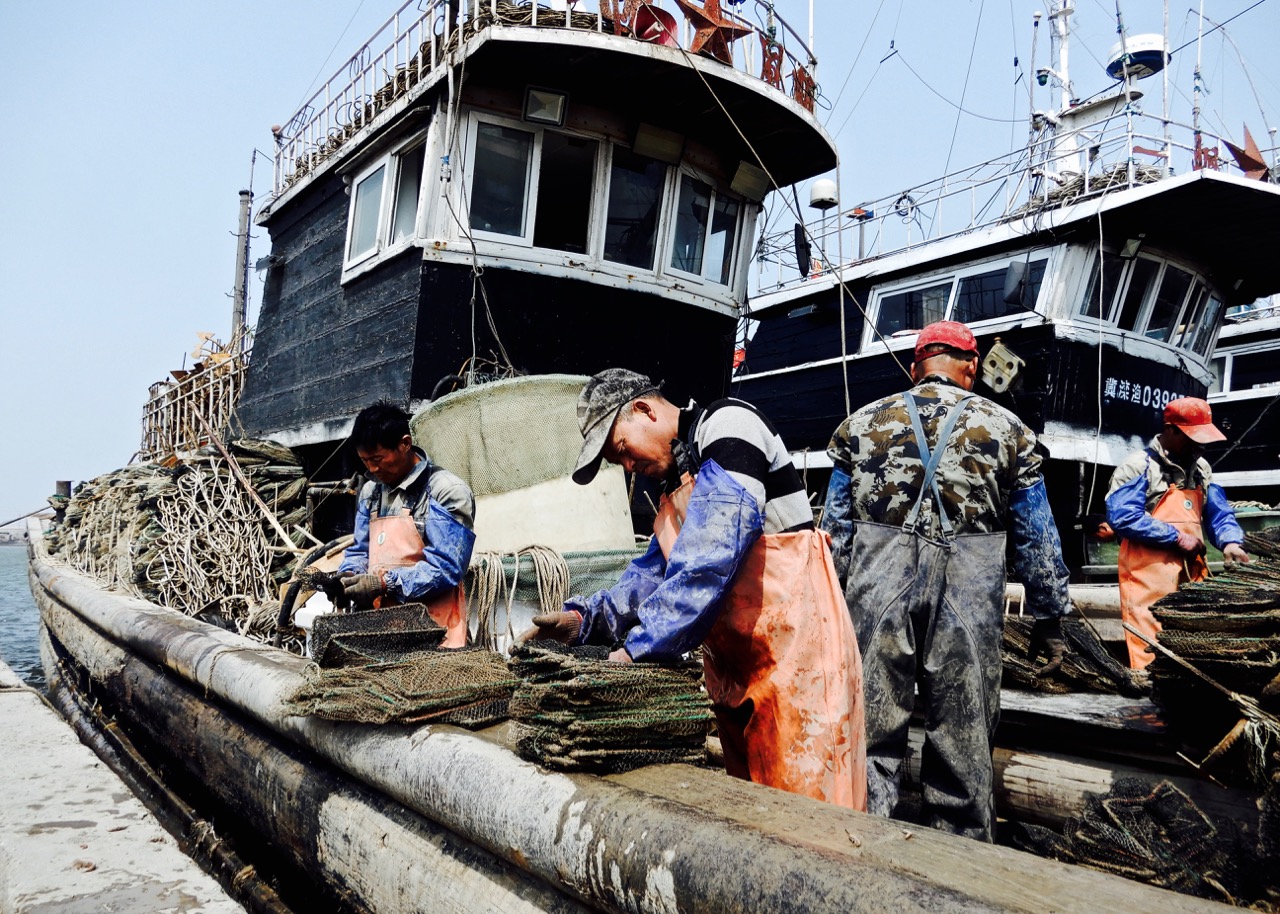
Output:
[902, 392, 975, 539]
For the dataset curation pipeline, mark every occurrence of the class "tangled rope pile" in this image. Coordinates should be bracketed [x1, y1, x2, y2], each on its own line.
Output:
[469, 545, 571, 649]
[283, 649, 518, 728]
[507, 642, 712, 773]
[46, 439, 309, 643]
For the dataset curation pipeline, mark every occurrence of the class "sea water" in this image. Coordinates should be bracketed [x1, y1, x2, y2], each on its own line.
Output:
[0, 544, 44, 689]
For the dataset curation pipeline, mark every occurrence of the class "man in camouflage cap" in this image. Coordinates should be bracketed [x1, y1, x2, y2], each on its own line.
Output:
[521, 368, 867, 810]
[821, 320, 1071, 841]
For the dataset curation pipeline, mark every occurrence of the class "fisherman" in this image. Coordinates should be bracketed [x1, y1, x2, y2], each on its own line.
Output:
[1106, 397, 1248, 670]
[337, 402, 477, 648]
[821, 320, 1071, 842]
[518, 369, 867, 810]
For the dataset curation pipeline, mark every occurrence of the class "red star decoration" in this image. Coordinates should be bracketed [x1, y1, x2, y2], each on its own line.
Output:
[1223, 124, 1271, 181]
[674, 0, 752, 65]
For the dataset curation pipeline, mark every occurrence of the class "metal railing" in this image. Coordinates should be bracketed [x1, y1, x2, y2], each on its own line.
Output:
[140, 351, 249, 463]
[755, 106, 1264, 294]
[272, 0, 818, 195]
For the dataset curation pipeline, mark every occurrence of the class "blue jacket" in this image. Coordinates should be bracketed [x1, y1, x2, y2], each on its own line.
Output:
[570, 459, 764, 661]
[1105, 440, 1244, 550]
[338, 452, 476, 603]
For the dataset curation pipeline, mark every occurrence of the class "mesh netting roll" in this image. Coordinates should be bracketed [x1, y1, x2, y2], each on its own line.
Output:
[507, 643, 712, 773]
[283, 648, 519, 728]
[1002, 616, 1148, 697]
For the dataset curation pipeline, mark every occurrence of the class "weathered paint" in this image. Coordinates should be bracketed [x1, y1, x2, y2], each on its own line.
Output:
[29, 523, 1238, 914]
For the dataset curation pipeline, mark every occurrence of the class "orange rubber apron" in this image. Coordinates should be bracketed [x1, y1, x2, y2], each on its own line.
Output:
[369, 508, 468, 648]
[654, 474, 867, 810]
[1118, 485, 1207, 670]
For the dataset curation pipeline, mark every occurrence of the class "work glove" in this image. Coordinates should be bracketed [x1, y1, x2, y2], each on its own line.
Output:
[1027, 617, 1068, 677]
[340, 572, 385, 609]
[516, 611, 582, 645]
[1174, 530, 1205, 556]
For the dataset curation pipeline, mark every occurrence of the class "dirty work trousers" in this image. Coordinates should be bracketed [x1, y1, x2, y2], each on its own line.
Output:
[845, 519, 1006, 841]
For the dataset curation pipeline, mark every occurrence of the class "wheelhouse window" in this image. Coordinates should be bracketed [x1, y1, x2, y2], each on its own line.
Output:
[1145, 265, 1194, 342]
[875, 281, 951, 337]
[348, 166, 386, 261]
[953, 259, 1046, 322]
[604, 147, 666, 269]
[668, 175, 742, 284]
[1228, 350, 1280, 392]
[1115, 257, 1158, 330]
[470, 122, 534, 237]
[345, 138, 427, 266]
[1075, 250, 1223, 355]
[533, 132, 598, 254]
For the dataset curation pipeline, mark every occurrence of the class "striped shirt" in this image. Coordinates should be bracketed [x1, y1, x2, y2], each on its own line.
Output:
[678, 398, 815, 534]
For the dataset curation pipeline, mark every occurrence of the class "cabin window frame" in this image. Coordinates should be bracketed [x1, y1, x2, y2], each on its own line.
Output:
[342, 131, 431, 272]
[1208, 341, 1280, 397]
[1075, 247, 1223, 356]
[460, 111, 605, 253]
[862, 250, 1052, 351]
[663, 167, 746, 289]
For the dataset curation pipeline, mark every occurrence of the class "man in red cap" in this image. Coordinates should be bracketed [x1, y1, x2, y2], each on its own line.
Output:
[822, 320, 1072, 842]
[1107, 397, 1248, 669]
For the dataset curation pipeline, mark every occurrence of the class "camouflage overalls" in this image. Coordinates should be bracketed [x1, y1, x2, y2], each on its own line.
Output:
[822, 376, 1070, 841]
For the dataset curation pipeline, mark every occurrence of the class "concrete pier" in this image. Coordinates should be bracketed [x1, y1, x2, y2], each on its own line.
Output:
[0, 659, 242, 913]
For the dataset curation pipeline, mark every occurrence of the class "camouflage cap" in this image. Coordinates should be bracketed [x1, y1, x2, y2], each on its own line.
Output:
[572, 368, 660, 485]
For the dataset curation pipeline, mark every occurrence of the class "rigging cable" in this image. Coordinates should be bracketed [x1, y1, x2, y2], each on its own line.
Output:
[942, 0, 987, 180]
[822, 0, 888, 127]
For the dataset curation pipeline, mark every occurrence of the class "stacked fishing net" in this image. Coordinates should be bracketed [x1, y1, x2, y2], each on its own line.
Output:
[1002, 616, 1147, 696]
[507, 643, 713, 773]
[45, 438, 309, 641]
[1148, 527, 1280, 788]
[283, 647, 519, 728]
[1011, 778, 1251, 906]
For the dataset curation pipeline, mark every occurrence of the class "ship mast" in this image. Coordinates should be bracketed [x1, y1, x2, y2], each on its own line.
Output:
[231, 189, 252, 352]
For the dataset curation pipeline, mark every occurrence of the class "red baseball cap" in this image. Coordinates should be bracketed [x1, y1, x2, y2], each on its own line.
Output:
[914, 321, 979, 361]
[1164, 397, 1226, 444]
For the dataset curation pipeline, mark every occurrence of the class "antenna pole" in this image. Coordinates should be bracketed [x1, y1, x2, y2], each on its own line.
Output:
[1115, 2, 1135, 186]
[231, 189, 252, 351]
[1192, 0, 1206, 169]
[1161, 0, 1171, 175]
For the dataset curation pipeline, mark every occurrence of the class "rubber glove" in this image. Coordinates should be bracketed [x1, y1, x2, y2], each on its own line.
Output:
[340, 572, 384, 609]
[516, 611, 582, 644]
[1027, 617, 1069, 677]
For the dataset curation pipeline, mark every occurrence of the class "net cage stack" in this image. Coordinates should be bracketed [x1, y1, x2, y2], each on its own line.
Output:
[45, 438, 309, 643]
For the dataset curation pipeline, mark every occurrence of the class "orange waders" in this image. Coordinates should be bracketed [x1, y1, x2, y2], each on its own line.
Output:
[654, 475, 867, 810]
[1119, 485, 1208, 670]
[369, 508, 469, 648]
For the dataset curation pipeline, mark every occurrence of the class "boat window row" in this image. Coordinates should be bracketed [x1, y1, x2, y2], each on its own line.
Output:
[343, 111, 748, 292]
[870, 256, 1048, 340]
[1209, 347, 1280, 395]
[1079, 252, 1222, 356]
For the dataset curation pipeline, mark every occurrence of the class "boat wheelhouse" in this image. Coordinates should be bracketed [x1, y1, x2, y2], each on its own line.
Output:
[239, 0, 834, 459]
[1205, 303, 1280, 502]
[733, 3, 1280, 570]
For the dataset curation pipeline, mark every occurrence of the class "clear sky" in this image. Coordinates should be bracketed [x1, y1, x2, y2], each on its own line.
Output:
[1, 0, 1277, 527]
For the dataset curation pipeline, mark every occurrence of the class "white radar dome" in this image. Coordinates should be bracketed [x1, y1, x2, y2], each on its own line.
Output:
[809, 178, 838, 211]
[1106, 34, 1170, 81]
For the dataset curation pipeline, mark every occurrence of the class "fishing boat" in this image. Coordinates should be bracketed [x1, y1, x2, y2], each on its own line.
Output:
[733, 1, 1280, 572]
[25, 2, 1278, 912]
[1204, 298, 1280, 506]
